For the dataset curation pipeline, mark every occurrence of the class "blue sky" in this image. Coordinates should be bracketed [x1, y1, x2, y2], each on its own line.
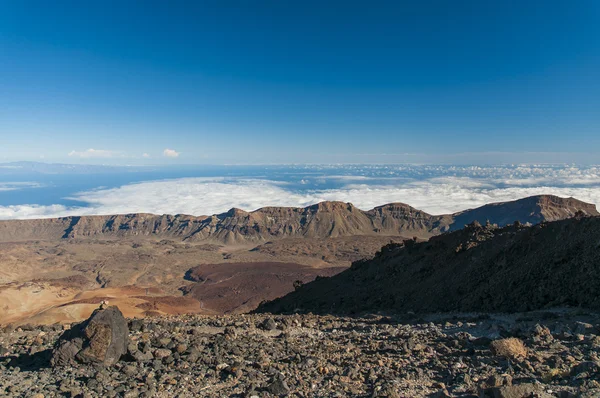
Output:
[1, 1, 599, 164]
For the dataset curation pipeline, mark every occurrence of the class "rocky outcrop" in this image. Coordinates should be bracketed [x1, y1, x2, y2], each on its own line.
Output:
[0, 195, 597, 243]
[51, 306, 128, 367]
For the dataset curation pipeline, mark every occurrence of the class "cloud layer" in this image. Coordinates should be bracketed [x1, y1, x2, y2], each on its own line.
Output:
[2, 165, 600, 220]
[0, 182, 43, 192]
[68, 148, 123, 158]
[0, 166, 600, 219]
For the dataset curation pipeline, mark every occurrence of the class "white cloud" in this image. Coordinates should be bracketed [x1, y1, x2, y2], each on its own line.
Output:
[163, 149, 180, 158]
[2, 164, 600, 220]
[68, 149, 122, 158]
[0, 204, 77, 219]
[142, 153, 150, 158]
[310, 183, 600, 215]
[0, 182, 43, 192]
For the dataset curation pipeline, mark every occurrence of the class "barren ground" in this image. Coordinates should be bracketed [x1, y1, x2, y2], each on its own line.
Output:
[0, 235, 401, 325]
[1, 309, 599, 397]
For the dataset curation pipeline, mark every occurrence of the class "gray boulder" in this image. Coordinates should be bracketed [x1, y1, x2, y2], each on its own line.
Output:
[51, 306, 129, 367]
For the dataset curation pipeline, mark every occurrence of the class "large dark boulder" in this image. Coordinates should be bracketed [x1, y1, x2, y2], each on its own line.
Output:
[51, 306, 129, 367]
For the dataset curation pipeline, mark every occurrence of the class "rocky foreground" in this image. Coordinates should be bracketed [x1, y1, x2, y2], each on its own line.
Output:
[1, 309, 600, 397]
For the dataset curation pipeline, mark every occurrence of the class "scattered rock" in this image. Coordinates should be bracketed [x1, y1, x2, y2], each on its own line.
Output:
[1, 311, 598, 397]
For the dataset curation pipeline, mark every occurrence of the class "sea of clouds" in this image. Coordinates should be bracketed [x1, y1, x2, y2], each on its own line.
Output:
[1, 164, 600, 219]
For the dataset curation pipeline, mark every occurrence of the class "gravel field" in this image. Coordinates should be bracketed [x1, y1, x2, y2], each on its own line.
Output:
[1, 309, 599, 397]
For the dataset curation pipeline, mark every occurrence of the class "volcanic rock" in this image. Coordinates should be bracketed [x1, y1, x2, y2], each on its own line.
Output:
[260, 317, 277, 331]
[266, 377, 290, 395]
[51, 306, 128, 367]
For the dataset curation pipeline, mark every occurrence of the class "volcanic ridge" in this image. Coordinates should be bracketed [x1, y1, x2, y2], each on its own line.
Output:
[0, 194, 596, 243]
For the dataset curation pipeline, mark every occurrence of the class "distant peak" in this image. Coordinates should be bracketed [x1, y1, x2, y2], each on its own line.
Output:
[373, 202, 415, 210]
[225, 208, 249, 217]
[506, 195, 596, 210]
[308, 201, 354, 212]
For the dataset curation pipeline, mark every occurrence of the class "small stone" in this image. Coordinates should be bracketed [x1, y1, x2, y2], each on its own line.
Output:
[266, 378, 290, 395]
[574, 321, 595, 335]
[479, 374, 512, 390]
[153, 349, 172, 359]
[129, 319, 144, 333]
[260, 318, 277, 331]
[570, 361, 600, 376]
[123, 364, 138, 377]
[133, 350, 153, 362]
[123, 390, 139, 398]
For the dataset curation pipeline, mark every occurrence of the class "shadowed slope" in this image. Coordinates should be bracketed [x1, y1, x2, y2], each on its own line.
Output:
[257, 214, 600, 314]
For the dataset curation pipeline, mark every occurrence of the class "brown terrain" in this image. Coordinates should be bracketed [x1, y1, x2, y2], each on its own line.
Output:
[182, 262, 343, 314]
[0, 194, 596, 326]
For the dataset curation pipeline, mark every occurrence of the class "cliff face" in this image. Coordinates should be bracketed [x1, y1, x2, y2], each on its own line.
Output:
[0, 195, 596, 243]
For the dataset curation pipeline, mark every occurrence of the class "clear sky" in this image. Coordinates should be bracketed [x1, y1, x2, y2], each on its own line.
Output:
[0, 1, 599, 164]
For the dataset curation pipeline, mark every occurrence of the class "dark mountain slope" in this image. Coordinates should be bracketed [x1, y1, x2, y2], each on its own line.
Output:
[257, 214, 600, 314]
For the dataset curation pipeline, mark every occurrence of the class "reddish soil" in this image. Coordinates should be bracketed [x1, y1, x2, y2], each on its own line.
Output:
[182, 262, 345, 314]
[44, 275, 92, 288]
